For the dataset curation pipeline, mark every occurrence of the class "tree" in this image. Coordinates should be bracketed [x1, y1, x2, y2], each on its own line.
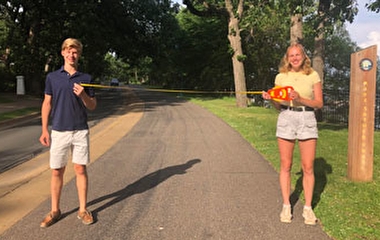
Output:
[289, 0, 308, 43]
[173, 9, 231, 91]
[183, 0, 248, 107]
[323, 25, 358, 90]
[312, 0, 330, 85]
[0, 0, 113, 94]
[309, 0, 358, 87]
[367, 0, 380, 12]
[0, 0, 179, 94]
[242, 1, 290, 91]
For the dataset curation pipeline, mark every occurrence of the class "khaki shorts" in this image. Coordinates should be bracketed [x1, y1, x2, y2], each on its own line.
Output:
[276, 110, 318, 140]
[50, 130, 90, 169]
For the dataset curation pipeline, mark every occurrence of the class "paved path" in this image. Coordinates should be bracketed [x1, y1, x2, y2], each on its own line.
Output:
[0, 90, 332, 240]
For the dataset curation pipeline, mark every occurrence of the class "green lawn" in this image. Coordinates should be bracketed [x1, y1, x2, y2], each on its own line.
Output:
[191, 96, 380, 240]
[0, 107, 40, 122]
[0, 95, 13, 104]
[0, 95, 39, 121]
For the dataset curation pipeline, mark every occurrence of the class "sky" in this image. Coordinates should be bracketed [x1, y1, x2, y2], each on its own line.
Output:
[173, 0, 379, 55]
[346, 0, 380, 56]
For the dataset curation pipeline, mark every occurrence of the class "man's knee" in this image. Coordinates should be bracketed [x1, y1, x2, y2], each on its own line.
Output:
[52, 167, 65, 177]
[74, 164, 87, 175]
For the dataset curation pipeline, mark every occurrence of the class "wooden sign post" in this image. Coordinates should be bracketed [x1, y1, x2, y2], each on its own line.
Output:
[348, 45, 377, 182]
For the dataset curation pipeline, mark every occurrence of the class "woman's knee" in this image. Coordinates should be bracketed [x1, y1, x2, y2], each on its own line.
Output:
[302, 164, 314, 176]
[281, 159, 293, 171]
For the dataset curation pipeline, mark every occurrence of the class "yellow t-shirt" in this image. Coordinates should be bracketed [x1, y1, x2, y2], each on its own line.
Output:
[274, 71, 320, 106]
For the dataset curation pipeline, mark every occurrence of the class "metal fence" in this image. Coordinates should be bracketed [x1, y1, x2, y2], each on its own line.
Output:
[316, 89, 380, 130]
[322, 90, 350, 125]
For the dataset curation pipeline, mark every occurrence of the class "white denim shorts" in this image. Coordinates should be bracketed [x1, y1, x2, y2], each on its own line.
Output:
[50, 130, 90, 169]
[276, 110, 318, 140]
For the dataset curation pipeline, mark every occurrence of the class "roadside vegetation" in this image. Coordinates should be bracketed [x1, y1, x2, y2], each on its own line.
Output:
[0, 107, 39, 122]
[1, 1, 379, 99]
[0, 95, 39, 122]
[0, 95, 12, 103]
[191, 96, 380, 240]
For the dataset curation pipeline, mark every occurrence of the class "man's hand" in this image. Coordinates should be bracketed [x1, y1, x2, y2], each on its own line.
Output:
[39, 131, 50, 147]
[73, 83, 85, 97]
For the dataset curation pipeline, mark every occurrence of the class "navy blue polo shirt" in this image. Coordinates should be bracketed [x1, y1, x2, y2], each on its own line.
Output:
[45, 66, 95, 131]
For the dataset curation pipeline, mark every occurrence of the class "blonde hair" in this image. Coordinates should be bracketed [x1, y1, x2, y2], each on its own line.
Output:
[279, 43, 313, 75]
[61, 38, 83, 54]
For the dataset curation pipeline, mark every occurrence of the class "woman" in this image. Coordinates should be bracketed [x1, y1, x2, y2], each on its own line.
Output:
[262, 43, 323, 225]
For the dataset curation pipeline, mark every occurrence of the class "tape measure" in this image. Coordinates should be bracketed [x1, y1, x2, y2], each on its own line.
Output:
[267, 86, 294, 101]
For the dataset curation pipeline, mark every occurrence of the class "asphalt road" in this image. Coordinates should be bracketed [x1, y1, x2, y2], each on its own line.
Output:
[0, 90, 127, 173]
[0, 89, 332, 240]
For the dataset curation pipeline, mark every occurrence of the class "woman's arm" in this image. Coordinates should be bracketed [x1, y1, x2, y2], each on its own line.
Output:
[291, 82, 323, 109]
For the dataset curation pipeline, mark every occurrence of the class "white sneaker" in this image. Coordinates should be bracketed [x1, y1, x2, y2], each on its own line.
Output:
[302, 207, 318, 225]
[280, 205, 292, 223]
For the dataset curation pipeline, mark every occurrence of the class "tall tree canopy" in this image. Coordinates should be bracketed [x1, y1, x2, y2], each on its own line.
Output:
[367, 0, 380, 12]
[0, 0, 178, 94]
[183, 0, 248, 107]
[0, 0, 365, 102]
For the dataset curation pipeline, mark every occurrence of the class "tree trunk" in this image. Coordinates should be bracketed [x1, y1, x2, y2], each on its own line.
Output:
[313, 0, 331, 87]
[290, 13, 303, 44]
[313, 26, 325, 122]
[226, 0, 247, 108]
[312, 1, 330, 122]
[313, 22, 324, 86]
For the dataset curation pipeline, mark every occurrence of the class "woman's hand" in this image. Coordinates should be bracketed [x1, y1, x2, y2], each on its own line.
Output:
[290, 90, 300, 101]
[262, 91, 271, 100]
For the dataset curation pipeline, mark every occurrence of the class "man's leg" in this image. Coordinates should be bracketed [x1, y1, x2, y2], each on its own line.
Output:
[51, 167, 66, 212]
[40, 167, 65, 227]
[74, 164, 88, 212]
[74, 163, 94, 225]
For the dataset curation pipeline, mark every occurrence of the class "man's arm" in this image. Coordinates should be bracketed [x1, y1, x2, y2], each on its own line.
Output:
[39, 94, 52, 146]
[73, 83, 97, 110]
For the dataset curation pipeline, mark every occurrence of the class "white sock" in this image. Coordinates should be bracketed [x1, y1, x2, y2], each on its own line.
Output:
[304, 205, 312, 210]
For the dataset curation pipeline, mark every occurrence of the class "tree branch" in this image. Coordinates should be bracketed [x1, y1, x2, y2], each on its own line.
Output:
[183, 0, 228, 18]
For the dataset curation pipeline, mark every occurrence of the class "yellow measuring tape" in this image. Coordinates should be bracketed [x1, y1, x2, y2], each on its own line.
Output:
[80, 83, 263, 95]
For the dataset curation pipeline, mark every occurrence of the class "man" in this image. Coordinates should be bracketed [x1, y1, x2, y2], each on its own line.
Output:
[39, 38, 97, 227]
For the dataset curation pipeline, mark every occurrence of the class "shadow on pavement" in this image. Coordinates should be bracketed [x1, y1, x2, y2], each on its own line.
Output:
[61, 159, 201, 222]
[289, 157, 333, 209]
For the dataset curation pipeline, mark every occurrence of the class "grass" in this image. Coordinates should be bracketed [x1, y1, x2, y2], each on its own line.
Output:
[0, 107, 40, 122]
[190, 96, 380, 240]
[0, 94, 40, 122]
[0, 95, 14, 104]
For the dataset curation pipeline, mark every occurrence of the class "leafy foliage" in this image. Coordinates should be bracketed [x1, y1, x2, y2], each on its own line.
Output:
[0, 0, 374, 97]
[323, 25, 359, 90]
[367, 0, 380, 13]
[172, 10, 231, 90]
[0, 0, 179, 94]
[242, 1, 291, 91]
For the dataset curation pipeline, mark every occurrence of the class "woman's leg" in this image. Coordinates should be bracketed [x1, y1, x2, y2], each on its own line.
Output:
[277, 138, 296, 205]
[299, 138, 317, 207]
